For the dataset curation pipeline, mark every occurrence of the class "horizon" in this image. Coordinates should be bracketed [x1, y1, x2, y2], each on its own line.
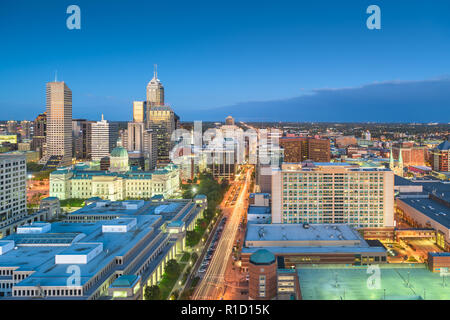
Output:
[0, 0, 449, 122]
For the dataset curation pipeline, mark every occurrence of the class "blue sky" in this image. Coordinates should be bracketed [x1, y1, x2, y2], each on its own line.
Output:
[0, 0, 449, 122]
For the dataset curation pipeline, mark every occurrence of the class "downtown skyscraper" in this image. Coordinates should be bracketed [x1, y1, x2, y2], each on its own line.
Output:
[91, 114, 118, 161]
[40, 81, 72, 167]
[145, 66, 179, 164]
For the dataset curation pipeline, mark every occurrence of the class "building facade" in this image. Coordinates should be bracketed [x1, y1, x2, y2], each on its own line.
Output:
[280, 137, 331, 163]
[50, 163, 180, 201]
[271, 162, 394, 228]
[41, 81, 72, 166]
[392, 142, 426, 167]
[91, 115, 118, 161]
[31, 112, 47, 158]
[432, 140, 450, 172]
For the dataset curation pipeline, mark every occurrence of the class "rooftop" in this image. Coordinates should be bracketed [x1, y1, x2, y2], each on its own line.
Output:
[249, 249, 276, 265]
[110, 275, 139, 288]
[399, 198, 450, 228]
[297, 264, 450, 300]
[246, 223, 364, 243]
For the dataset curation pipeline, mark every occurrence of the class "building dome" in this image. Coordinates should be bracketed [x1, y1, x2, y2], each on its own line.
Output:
[250, 249, 276, 265]
[109, 147, 129, 173]
[110, 146, 128, 158]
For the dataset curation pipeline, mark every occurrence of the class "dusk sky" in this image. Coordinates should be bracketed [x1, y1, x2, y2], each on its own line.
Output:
[0, 0, 449, 122]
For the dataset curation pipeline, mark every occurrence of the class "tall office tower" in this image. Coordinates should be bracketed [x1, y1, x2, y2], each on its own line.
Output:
[143, 130, 158, 170]
[147, 106, 177, 164]
[126, 122, 145, 151]
[146, 65, 164, 106]
[0, 155, 27, 238]
[41, 81, 72, 166]
[31, 112, 47, 158]
[279, 136, 331, 163]
[19, 120, 32, 140]
[133, 101, 147, 123]
[271, 162, 394, 228]
[91, 115, 118, 161]
[125, 122, 158, 170]
[6, 120, 17, 134]
[72, 119, 93, 160]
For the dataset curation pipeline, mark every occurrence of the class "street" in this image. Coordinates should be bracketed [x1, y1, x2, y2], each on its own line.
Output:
[192, 166, 252, 300]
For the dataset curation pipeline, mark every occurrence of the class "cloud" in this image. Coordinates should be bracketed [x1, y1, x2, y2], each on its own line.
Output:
[183, 77, 450, 122]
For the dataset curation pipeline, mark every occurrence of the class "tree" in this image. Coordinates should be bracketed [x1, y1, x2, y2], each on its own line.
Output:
[144, 285, 161, 300]
[170, 290, 179, 300]
[191, 252, 198, 264]
[165, 259, 180, 279]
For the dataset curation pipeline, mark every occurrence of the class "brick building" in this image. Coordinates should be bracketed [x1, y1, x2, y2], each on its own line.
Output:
[279, 137, 330, 163]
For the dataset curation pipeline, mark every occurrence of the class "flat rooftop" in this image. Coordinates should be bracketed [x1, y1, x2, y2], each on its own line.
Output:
[246, 223, 363, 243]
[243, 223, 386, 255]
[297, 264, 450, 300]
[399, 198, 450, 228]
[247, 206, 271, 215]
[0, 215, 162, 287]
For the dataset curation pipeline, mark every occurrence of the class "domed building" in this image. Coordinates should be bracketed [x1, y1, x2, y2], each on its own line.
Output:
[248, 249, 277, 300]
[109, 146, 129, 173]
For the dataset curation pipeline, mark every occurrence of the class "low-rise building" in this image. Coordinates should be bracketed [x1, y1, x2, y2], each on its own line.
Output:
[49, 163, 180, 201]
[0, 197, 206, 299]
[241, 223, 387, 271]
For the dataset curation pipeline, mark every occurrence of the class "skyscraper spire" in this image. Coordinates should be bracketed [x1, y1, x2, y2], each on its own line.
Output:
[154, 64, 157, 79]
[54, 70, 58, 82]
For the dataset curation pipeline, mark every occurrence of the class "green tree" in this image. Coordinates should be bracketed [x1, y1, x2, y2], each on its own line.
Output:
[144, 285, 161, 300]
[190, 252, 198, 264]
[165, 259, 180, 279]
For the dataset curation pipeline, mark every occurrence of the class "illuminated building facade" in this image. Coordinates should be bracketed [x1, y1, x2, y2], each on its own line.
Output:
[271, 162, 394, 228]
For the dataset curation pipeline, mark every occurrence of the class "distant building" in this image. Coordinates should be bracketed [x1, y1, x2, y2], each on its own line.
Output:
[335, 136, 357, 148]
[40, 81, 72, 167]
[147, 106, 178, 164]
[123, 122, 157, 170]
[19, 120, 32, 140]
[146, 65, 164, 107]
[6, 120, 17, 134]
[392, 142, 426, 167]
[279, 136, 330, 163]
[72, 119, 93, 160]
[432, 140, 450, 172]
[91, 115, 118, 161]
[225, 115, 235, 126]
[133, 101, 147, 123]
[31, 112, 46, 158]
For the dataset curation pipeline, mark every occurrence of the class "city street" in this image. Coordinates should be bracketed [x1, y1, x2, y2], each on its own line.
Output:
[192, 166, 252, 300]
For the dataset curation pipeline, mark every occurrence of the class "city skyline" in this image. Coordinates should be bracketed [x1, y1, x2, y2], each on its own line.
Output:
[1, 0, 449, 122]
